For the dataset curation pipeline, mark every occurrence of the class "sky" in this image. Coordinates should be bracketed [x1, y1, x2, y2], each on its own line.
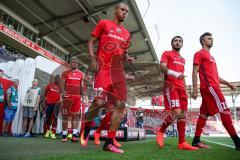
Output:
[134, 0, 240, 107]
[136, 0, 240, 85]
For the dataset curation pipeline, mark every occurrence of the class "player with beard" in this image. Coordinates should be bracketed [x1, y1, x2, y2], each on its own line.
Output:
[156, 36, 198, 150]
[191, 32, 240, 150]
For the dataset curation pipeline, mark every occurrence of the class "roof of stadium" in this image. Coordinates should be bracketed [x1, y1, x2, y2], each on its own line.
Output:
[1, 0, 239, 105]
[0, 0, 164, 104]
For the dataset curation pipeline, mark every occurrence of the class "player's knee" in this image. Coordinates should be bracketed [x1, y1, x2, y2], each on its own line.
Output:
[176, 114, 185, 119]
[116, 100, 126, 111]
[173, 111, 186, 119]
[62, 114, 68, 120]
[200, 114, 208, 119]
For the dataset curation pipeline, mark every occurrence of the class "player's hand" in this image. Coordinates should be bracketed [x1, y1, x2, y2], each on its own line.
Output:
[89, 56, 98, 72]
[228, 83, 236, 90]
[178, 73, 184, 80]
[191, 89, 198, 100]
[61, 91, 66, 98]
[126, 57, 134, 63]
[33, 107, 38, 112]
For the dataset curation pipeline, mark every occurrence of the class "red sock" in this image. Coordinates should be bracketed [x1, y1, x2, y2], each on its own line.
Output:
[159, 113, 175, 133]
[220, 112, 237, 136]
[195, 116, 207, 137]
[68, 128, 73, 134]
[177, 119, 186, 144]
[107, 130, 116, 139]
[96, 112, 112, 134]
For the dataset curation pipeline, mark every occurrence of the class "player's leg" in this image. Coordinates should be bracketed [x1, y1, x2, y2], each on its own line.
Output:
[95, 93, 115, 145]
[220, 110, 240, 150]
[192, 88, 214, 149]
[192, 113, 209, 148]
[156, 89, 177, 148]
[61, 97, 73, 142]
[94, 111, 112, 145]
[173, 110, 198, 150]
[213, 87, 240, 150]
[44, 104, 52, 138]
[80, 98, 104, 146]
[103, 99, 126, 153]
[102, 78, 127, 153]
[50, 104, 58, 139]
[70, 97, 81, 142]
[71, 114, 80, 142]
[81, 73, 109, 146]
[176, 90, 198, 150]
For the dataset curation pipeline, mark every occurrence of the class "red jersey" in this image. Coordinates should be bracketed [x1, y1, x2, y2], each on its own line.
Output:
[61, 69, 83, 96]
[91, 19, 130, 70]
[160, 50, 185, 89]
[45, 82, 60, 104]
[157, 95, 163, 106]
[151, 96, 157, 106]
[193, 48, 219, 88]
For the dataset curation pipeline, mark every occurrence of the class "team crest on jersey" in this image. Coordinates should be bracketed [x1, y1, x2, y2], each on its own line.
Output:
[109, 28, 114, 33]
[117, 27, 122, 33]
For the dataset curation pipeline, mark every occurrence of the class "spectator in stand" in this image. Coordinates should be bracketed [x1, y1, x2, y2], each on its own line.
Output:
[136, 107, 144, 128]
[151, 94, 157, 106]
[0, 45, 7, 54]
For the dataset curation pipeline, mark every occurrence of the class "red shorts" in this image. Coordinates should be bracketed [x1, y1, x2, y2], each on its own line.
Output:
[94, 68, 126, 101]
[200, 86, 229, 116]
[62, 95, 82, 115]
[164, 88, 188, 111]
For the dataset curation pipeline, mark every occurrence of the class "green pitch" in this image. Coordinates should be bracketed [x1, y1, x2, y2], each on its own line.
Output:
[0, 136, 239, 160]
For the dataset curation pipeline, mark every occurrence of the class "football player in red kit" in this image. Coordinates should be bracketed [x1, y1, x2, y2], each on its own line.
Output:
[191, 32, 240, 150]
[80, 2, 133, 154]
[44, 75, 61, 139]
[156, 36, 198, 150]
[60, 57, 85, 142]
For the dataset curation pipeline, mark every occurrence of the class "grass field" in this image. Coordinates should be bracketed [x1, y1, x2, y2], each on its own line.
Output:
[0, 136, 240, 160]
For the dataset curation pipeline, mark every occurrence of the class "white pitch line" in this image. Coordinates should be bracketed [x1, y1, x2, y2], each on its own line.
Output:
[201, 138, 235, 149]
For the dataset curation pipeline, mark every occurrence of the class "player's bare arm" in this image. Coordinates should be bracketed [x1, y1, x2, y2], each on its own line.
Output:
[219, 77, 236, 90]
[184, 78, 187, 91]
[192, 65, 199, 99]
[88, 36, 98, 72]
[123, 53, 134, 63]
